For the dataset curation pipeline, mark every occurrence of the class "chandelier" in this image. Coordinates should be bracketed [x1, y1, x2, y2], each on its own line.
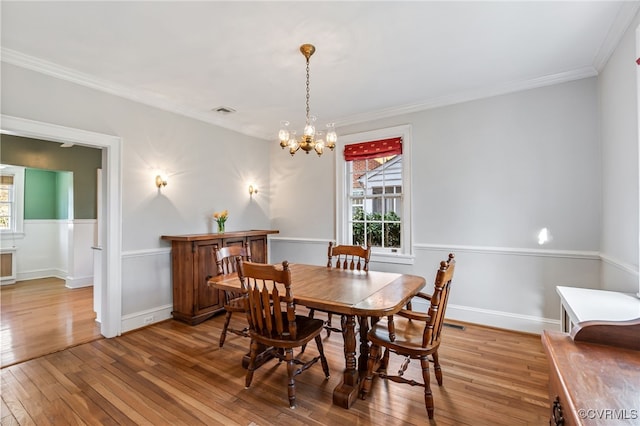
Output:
[278, 44, 337, 156]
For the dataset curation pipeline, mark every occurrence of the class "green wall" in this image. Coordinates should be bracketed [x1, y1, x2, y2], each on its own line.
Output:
[0, 134, 101, 219]
[24, 168, 71, 219]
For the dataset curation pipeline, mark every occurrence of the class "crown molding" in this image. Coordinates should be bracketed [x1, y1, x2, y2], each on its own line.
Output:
[0, 48, 269, 141]
[335, 66, 598, 128]
[592, 1, 640, 72]
[0, 44, 604, 140]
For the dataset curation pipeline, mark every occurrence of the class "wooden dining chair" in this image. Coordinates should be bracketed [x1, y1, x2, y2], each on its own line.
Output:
[360, 253, 455, 419]
[216, 245, 251, 348]
[237, 259, 330, 409]
[308, 242, 371, 336]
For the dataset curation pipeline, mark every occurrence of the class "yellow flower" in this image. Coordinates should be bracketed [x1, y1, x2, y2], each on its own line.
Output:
[213, 210, 228, 222]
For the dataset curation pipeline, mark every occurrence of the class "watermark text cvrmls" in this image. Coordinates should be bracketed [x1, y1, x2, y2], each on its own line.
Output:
[577, 408, 639, 421]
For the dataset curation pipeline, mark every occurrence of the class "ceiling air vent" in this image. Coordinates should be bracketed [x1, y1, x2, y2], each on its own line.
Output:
[212, 106, 236, 114]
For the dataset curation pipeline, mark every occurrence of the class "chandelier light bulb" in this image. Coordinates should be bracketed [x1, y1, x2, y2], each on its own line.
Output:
[304, 116, 317, 137]
[288, 130, 299, 156]
[279, 121, 290, 147]
[314, 131, 325, 156]
[326, 123, 337, 150]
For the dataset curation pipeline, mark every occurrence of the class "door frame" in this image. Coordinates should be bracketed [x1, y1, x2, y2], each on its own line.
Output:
[1, 114, 122, 337]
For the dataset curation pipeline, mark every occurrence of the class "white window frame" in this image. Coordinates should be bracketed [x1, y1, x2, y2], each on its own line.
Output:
[335, 125, 413, 264]
[0, 165, 25, 239]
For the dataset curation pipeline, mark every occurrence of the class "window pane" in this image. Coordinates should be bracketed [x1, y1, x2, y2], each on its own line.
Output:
[352, 222, 365, 246]
[384, 195, 402, 216]
[0, 188, 10, 202]
[347, 153, 403, 250]
[0, 217, 9, 230]
[383, 222, 401, 248]
[0, 204, 10, 216]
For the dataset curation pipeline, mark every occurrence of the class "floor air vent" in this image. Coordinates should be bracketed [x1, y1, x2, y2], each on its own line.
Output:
[443, 322, 465, 330]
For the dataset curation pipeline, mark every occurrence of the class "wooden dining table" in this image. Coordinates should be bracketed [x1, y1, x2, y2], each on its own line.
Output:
[208, 263, 426, 409]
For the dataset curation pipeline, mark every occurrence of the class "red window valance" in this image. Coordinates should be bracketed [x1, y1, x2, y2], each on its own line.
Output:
[343, 137, 402, 161]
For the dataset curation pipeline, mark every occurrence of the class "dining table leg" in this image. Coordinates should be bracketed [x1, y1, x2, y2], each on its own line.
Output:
[332, 314, 359, 408]
[358, 315, 370, 375]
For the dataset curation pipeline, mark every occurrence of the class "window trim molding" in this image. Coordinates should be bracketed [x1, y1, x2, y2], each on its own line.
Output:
[335, 124, 413, 262]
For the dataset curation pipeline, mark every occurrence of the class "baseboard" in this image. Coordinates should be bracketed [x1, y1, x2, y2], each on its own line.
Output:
[16, 268, 66, 282]
[65, 275, 93, 289]
[121, 304, 173, 333]
[412, 298, 559, 335]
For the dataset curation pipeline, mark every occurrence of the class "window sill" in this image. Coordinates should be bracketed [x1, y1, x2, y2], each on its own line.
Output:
[370, 252, 414, 265]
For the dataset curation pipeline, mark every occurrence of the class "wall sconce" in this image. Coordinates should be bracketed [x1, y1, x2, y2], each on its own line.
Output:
[248, 184, 258, 196]
[156, 175, 168, 189]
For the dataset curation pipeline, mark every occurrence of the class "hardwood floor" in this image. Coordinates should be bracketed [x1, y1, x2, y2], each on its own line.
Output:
[1, 298, 551, 425]
[1, 278, 102, 368]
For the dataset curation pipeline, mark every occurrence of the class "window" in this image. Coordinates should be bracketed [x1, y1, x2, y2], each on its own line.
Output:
[350, 156, 402, 249]
[0, 165, 25, 237]
[0, 175, 14, 230]
[336, 125, 412, 264]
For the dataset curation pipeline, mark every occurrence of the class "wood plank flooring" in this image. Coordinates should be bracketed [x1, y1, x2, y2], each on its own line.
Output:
[2, 290, 551, 425]
[1, 278, 102, 368]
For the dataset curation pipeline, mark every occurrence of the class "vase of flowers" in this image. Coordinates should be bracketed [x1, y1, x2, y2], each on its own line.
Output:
[213, 210, 228, 233]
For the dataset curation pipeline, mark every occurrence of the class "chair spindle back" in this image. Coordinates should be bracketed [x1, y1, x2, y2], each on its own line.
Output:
[422, 253, 455, 348]
[216, 245, 251, 275]
[237, 259, 297, 340]
[327, 242, 371, 271]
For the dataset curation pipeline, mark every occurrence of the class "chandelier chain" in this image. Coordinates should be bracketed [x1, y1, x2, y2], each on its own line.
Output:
[305, 57, 310, 124]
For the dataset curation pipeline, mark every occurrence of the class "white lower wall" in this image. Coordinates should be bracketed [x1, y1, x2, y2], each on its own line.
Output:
[11, 220, 64, 280]
[66, 219, 96, 288]
[269, 237, 608, 334]
[600, 254, 640, 293]
[121, 248, 173, 333]
[0, 220, 96, 286]
[119, 237, 638, 335]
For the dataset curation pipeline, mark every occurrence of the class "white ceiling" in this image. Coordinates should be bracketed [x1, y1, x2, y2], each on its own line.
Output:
[2, 1, 638, 141]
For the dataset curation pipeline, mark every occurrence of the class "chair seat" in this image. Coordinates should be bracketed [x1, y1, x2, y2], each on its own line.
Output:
[369, 317, 440, 356]
[251, 315, 325, 348]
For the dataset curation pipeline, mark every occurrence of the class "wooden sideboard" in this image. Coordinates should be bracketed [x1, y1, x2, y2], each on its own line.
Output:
[542, 327, 640, 426]
[161, 230, 279, 325]
[543, 287, 640, 425]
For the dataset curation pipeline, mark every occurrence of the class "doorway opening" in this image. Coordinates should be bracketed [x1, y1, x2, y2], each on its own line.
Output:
[1, 114, 122, 338]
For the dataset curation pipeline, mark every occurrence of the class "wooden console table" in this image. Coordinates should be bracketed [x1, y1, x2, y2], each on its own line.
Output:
[556, 286, 640, 332]
[162, 230, 278, 324]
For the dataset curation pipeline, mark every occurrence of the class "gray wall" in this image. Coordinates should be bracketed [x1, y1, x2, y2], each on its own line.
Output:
[270, 77, 605, 332]
[1, 62, 272, 324]
[599, 14, 640, 293]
